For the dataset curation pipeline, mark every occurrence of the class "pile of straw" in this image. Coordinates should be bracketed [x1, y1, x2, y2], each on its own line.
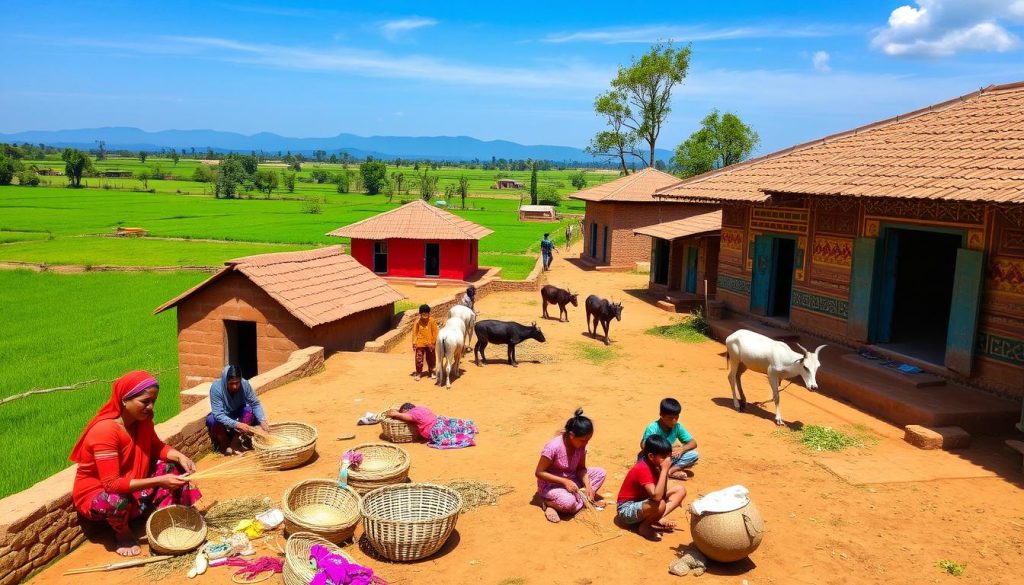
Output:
[142, 554, 194, 581]
[184, 455, 271, 483]
[443, 480, 514, 512]
[576, 495, 611, 536]
[204, 496, 275, 532]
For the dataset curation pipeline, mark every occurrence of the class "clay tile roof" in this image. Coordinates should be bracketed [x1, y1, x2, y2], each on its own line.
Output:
[656, 81, 1024, 205]
[154, 246, 405, 328]
[326, 200, 493, 240]
[633, 210, 722, 240]
[569, 167, 683, 202]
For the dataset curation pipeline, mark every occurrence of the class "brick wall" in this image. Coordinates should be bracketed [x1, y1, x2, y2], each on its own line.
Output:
[580, 201, 718, 267]
[0, 347, 324, 585]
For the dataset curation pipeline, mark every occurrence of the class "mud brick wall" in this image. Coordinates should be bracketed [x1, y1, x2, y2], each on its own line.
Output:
[580, 201, 718, 268]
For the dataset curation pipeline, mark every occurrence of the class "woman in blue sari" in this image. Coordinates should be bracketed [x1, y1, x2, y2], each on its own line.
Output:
[206, 365, 270, 455]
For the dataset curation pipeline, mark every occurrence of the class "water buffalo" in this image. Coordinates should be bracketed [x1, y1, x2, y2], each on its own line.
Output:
[540, 284, 578, 322]
[473, 320, 546, 366]
[584, 295, 623, 345]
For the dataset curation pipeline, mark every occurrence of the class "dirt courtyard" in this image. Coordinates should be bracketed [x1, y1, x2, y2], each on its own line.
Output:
[31, 245, 1024, 585]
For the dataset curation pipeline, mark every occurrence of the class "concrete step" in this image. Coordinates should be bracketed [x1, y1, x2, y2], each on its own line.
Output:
[737, 320, 800, 341]
[655, 300, 678, 312]
[840, 353, 947, 388]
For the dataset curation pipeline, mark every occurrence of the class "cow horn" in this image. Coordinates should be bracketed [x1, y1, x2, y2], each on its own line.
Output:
[531, 321, 537, 327]
[795, 342, 810, 354]
[814, 344, 827, 355]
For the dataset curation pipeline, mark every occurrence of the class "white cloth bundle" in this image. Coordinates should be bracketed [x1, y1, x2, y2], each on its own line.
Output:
[690, 484, 750, 515]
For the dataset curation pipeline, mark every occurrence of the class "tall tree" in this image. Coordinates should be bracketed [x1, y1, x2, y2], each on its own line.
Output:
[417, 168, 438, 201]
[138, 151, 147, 164]
[529, 163, 538, 205]
[360, 160, 388, 194]
[673, 109, 760, 178]
[61, 148, 93, 187]
[586, 90, 639, 174]
[609, 41, 691, 167]
[390, 171, 405, 195]
[95, 140, 106, 161]
[171, 151, 180, 165]
[458, 175, 469, 209]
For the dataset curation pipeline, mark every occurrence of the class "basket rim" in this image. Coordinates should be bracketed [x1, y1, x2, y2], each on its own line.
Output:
[145, 505, 207, 550]
[284, 531, 356, 572]
[359, 483, 463, 525]
[346, 442, 411, 478]
[282, 478, 362, 528]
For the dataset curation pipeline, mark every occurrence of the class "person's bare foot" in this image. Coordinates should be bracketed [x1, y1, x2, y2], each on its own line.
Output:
[413, 373, 421, 381]
[115, 535, 141, 556]
[638, 525, 663, 541]
[669, 468, 691, 481]
[652, 520, 677, 532]
[543, 505, 560, 523]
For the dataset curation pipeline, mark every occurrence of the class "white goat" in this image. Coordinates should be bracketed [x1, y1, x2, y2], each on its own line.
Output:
[448, 304, 477, 356]
[725, 329, 825, 426]
[435, 317, 467, 389]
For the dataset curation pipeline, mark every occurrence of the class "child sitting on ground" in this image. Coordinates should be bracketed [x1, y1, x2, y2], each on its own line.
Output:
[617, 435, 687, 541]
[640, 397, 699, 480]
[411, 304, 438, 381]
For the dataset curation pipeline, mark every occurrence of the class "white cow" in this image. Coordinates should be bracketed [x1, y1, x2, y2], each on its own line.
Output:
[448, 304, 477, 354]
[725, 329, 825, 426]
[436, 317, 467, 389]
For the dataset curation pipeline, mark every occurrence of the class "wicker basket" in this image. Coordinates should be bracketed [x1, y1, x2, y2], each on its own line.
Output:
[283, 532, 357, 585]
[380, 417, 417, 444]
[346, 443, 411, 495]
[146, 505, 207, 555]
[254, 421, 318, 470]
[360, 483, 462, 562]
[690, 500, 764, 563]
[283, 479, 362, 543]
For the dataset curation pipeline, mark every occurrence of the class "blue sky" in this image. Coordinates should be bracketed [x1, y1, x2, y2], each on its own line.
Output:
[2, 0, 1022, 155]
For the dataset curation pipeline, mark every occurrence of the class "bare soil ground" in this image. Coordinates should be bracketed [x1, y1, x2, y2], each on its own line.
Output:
[30, 244, 1024, 585]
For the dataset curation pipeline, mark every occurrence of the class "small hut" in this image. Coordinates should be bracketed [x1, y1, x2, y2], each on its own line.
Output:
[634, 210, 722, 299]
[519, 204, 558, 222]
[495, 179, 523, 189]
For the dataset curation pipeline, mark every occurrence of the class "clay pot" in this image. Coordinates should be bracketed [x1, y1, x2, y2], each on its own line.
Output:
[689, 500, 764, 563]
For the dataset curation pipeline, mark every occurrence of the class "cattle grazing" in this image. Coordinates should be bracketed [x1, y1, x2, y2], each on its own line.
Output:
[448, 304, 477, 355]
[540, 285, 578, 322]
[435, 317, 467, 389]
[584, 294, 623, 345]
[725, 329, 825, 426]
[473, 320, 546, 366]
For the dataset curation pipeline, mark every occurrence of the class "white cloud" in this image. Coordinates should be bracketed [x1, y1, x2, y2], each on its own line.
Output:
[871, 0, 1024, 57]
[378, 17, 438, 41]
[812, 50, 831, 72]
[543, 24, 856, 44]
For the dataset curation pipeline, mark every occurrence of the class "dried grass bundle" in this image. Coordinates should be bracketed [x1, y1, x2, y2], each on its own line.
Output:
[576, 495, 611, 536]
[142, 553, 194, 581]
[204, 496, 275, 532]
[184, 454, 271, 482]
[443, 480, 514, 512]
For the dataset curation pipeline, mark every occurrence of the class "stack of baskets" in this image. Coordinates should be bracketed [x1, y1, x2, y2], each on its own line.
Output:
[283, 532, 358, 585]
[254, 421, 318, 470]
[361, 483, 462, 562]
[282, 479, 362, 543]
[380, 416, 417, 444]
[146, 505, 207, 555]
[345, 443, 411, 495]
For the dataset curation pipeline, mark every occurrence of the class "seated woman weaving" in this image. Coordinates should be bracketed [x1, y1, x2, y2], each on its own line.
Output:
[206, 365, 270, 455]
[71, 371, 201, 557]
[385, 403, 478, 449]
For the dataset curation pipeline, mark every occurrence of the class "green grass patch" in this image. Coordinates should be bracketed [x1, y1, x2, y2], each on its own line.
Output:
[795, 424, 874, 452]
[0, 236, 310, 266]
[0, 230, 52, 244]
[479, 253, 537, 280]
[937, 559, 966, 576]
[573, 342, 619, 364]
[0, 270, 208, 498]
[394, 300, 419, 315]
[646, 315, 712, 344]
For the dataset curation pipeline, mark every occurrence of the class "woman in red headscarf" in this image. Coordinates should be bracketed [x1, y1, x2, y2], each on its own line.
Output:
[71, 371, 202, 556]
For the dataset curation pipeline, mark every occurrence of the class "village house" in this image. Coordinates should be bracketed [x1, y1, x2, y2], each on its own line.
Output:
[570, 167, 718, 269]
[328, 200, 493, 281]
[518, 204, 558, 222]
[495, 178, 523, 189]
[655, 82, 1024, 400]
[633, 210, 722, 309]
[154, 246, 404, 389]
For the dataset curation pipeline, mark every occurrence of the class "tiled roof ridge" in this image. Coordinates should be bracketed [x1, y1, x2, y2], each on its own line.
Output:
[655, 81, 1018, 198]
[226, 245, 341, 267]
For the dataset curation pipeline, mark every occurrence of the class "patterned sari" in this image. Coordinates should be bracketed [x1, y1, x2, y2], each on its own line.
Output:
[426, 416, 479, 449]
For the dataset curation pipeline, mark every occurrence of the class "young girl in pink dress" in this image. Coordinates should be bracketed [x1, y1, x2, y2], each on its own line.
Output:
[385, 403, 478, 449]
[534, 408, 606, 523]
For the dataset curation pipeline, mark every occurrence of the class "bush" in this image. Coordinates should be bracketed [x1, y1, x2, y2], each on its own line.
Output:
[537, 185, 562, 206]
[192, 165, 214, 183]
[310, 169, 330, 184]
[301, 195, 323, 214]
[16, 170, 39, 186]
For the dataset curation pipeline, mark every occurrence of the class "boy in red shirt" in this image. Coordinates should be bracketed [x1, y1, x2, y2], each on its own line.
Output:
[616, 434, 687, 541]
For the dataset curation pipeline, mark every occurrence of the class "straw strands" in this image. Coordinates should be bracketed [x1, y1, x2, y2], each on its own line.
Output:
[183, 454, 273, 483]
[442, 480, 514, 512]
[142, 554, 194, 581]
[576, 495, 612, 536]
[204, 496, 276, 532]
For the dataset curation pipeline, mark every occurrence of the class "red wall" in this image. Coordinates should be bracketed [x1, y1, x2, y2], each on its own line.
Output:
[351, 238, 477, 280]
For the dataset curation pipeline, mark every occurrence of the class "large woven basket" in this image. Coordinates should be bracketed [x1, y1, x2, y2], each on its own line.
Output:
[283, 532, 357, 585]
[690, 500, 764, 563]
[360, 483, 462, 562]
[380, 417, 417, 444]
[283, 479, 362, 543]
[346, 443, 411, 495]
[254, 421, 318, 470]
[146, 505, 207, 555]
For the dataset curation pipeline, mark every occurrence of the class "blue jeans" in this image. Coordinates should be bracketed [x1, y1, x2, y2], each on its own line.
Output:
[672, 449, 700, 469]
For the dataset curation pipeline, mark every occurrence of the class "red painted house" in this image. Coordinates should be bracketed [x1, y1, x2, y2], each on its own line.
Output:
[327, 200, 493, 281]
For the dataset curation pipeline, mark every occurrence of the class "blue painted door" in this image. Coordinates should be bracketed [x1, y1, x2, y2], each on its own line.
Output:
[944, 248, 984, 374]
[847, 237, 877, 342]
[750, 235, 772, 315]
[685, 246, 698, 293]
[873, 229, 900, 343]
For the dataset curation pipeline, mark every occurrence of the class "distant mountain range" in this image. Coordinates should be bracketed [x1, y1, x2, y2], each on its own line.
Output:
[0, 127, 673, 164]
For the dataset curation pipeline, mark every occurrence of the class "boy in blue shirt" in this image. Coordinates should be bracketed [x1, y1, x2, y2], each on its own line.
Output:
[640, 398, 699, 480]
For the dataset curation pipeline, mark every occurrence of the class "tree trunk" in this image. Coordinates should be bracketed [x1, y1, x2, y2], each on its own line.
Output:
[618, 152, 628, 175]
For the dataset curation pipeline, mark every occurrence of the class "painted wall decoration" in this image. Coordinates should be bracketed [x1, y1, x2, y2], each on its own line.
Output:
[718, 274, 752, 295]
[988, 257, 1024, 296]
[814, 209, 858, 236]
[791, 288, 849, 320]
[722, 206, 747, 228]
[750, 208, 809, 234]
[996, 227, 1024, 258]
[862, 199, 985, 225]
[977, 331, 1024, 367]
[721, 228, 745, 251]
[812, 237, 853, 268]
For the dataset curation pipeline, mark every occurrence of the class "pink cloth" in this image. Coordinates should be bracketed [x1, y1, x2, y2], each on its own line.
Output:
[537, 434, 583, 493]
[407, 406, 438, 440]
[543, 468, 606, 513]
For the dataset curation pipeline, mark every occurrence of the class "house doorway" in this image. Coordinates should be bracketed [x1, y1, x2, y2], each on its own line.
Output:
[224, 320, 258, 379]
[424, 243, 440, 277]
[651, 239, 670, 286]
[590, 222, 598, 258]
[685, 246, 699, 294]
[875, 228, 961, 364]
[602, 226, 609, 263]
[373, 241, 388, 273]
[768, 238, 795, 317]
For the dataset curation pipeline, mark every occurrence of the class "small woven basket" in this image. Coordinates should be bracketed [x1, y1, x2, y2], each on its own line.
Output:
[380, 417, 417, 444]
[146, 505, 207, 555]
[254, 421, 318, 470]
[360, 483, 462, 562]
[283, 532, 357, 585]
[283, 479, 362, 544]
[346, 443, 411, 495]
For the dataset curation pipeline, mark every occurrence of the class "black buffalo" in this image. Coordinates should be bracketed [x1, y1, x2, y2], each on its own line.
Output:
[540, 284, 578, 322]
[584, 294, 623, 345]
[473, 320, 546, 366]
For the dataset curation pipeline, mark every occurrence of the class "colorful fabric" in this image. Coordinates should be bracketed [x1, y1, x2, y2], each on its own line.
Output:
[536, 435, 586, 494]
[209, 365, 266, 430]
[641, 420, 694, 446]
[308, 543, 385, 585]
[541, 467, 606, 514]
[82, 459, 201, 533]
[412, 317, 438, 348]
[206, 405, 256, 452]
[406, 406, 438, 439]
[616, 500, 647, 525]
[426, 415, 478, 449]
[617, 460, 657, 504]
[414, 347, 436, 374]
